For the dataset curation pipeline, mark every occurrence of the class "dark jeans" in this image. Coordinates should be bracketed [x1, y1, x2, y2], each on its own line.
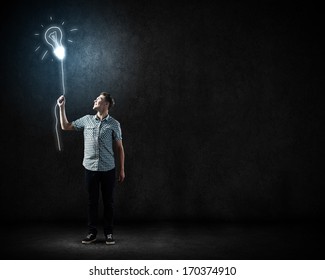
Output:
[85, 168, 116, 236]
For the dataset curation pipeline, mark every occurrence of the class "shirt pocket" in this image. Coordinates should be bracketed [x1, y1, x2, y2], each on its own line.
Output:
[84, 125, 98, 139]
[100, 126, 113, 141]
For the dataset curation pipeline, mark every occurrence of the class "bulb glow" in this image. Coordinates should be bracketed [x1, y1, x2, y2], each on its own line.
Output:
[44, 26, 65, 60]
[54, 45, 65, 60]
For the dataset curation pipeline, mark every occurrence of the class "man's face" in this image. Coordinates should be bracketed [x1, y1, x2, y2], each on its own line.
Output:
[93, 95, 108, 110]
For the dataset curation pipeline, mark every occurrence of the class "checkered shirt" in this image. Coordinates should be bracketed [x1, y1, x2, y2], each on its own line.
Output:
[72, 114, 122, 171]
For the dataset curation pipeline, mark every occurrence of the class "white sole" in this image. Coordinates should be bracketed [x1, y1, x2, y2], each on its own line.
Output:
[82, 239, 97, 244]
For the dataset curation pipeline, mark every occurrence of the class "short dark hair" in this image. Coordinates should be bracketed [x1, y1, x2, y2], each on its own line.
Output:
[100, 92, 115, 109]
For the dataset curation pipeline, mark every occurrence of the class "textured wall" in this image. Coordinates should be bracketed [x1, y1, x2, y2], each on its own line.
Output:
[1, 0, 324, 222]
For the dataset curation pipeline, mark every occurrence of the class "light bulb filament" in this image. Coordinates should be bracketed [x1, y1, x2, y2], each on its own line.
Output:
[44, 26, 65, 60]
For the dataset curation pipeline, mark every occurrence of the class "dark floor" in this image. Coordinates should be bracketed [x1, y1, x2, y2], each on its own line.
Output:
[2, 220, 324, 260]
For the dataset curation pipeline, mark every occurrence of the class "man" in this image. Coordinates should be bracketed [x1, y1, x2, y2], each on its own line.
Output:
[57, 92, 125, 245]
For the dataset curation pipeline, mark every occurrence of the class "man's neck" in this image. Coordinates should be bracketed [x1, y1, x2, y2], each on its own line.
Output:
[96, 110, 109, 120]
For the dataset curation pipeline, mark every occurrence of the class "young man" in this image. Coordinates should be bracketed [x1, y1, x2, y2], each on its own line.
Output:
[57, 92, 125, 245]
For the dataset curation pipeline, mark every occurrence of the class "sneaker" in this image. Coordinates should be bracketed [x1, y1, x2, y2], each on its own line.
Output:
[82, 233, 97, 244]
[105, 233, 115, 245]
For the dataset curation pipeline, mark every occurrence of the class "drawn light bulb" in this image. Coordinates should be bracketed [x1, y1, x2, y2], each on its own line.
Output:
[35, 17, 78, 151]
[44, 26, 66, 151]
[44, 26, 65, 60]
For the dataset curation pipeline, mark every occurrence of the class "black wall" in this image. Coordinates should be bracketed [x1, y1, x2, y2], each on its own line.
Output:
[1, 0, 324, 223]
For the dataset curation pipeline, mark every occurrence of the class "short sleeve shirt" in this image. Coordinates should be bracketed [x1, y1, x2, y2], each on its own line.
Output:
[72, 114, 122, 171]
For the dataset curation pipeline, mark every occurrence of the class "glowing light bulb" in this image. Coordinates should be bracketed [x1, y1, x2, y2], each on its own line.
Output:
[44, 26, 65, 60]
[35, 17, 78, 152]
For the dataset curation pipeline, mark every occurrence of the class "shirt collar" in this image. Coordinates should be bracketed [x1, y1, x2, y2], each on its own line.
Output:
[94, 114, 110, 121]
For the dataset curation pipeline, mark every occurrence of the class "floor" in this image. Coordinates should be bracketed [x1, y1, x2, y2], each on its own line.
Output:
[2, 220, 324, 260]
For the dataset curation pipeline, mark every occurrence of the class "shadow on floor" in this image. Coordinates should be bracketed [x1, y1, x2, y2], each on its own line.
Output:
[2, 220, 324, 260]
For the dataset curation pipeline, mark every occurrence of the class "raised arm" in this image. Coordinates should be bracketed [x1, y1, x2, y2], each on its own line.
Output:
[57, 95, 75, 131]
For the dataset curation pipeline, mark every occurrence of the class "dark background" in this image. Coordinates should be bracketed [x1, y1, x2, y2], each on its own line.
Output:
[1, 0, 324, 226]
